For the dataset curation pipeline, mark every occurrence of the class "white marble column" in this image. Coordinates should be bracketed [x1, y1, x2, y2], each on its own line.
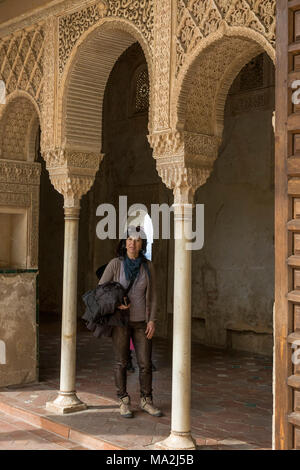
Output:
[148, 132, 217, 449]
[43, 149, 102, 414]
[46, 203, 87, 413]
[157, 186, 196, 450]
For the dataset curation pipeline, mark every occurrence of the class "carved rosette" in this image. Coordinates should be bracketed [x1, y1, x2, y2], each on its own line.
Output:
[42, 149, 103, 208]
[148, 130, 221, 204]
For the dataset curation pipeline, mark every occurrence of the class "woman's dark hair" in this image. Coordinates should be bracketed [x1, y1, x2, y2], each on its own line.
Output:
[117, 225, 147, 258]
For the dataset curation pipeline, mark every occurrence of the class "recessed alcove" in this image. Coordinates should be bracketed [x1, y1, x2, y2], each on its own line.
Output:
[0, 207, 27, 269]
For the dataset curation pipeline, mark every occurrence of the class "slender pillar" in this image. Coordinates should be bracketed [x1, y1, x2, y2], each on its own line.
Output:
[157, 193, 196, 450]
[149, 130, 215, 450]
[46, 203, 87, 414]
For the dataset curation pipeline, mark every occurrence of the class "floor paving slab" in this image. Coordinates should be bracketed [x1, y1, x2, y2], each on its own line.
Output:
[0, 317, 273, 450]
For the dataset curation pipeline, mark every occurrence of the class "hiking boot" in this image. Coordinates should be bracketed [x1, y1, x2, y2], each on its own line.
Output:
[140, 397, 162, 417]
[119, 396, 133, 418]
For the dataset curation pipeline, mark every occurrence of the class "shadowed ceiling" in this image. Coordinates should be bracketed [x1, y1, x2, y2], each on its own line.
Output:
[0, 0, 61, 26]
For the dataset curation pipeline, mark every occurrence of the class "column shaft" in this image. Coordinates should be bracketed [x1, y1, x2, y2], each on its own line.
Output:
[157, 203, 196, 449]
[46, 205, 87, 414]
[60, 207, 80, 392]
[172, 204, 192, 433]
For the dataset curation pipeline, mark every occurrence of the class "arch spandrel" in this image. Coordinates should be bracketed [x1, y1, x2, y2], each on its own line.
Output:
[57, 18, 154, 154]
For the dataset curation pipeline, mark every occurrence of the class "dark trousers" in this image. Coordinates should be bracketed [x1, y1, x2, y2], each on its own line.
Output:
[111, 321, 152, 399]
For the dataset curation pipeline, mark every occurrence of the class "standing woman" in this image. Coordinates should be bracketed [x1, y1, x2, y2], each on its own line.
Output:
[99, 226, 162, 418]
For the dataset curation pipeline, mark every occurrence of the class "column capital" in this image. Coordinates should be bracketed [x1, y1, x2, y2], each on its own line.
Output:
[148, 130, 221, 166]
[148, 130, 221, 204]
[157, 161, 210, 204]
[42, 148, 104, 208]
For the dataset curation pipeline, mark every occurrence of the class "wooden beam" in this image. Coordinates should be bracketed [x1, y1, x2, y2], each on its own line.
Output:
[274, 0, 294, 450]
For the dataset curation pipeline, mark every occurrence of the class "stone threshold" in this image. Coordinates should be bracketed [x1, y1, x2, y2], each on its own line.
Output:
[0, 395, 125, 451]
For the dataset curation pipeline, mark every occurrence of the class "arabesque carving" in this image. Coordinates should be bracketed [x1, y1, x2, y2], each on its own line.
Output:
[42, 148, 103, 207]
[175, 36, 262, 134]
[157, 159, 211, 204]
[152, 0, 171, 131]
[0, 97, 38, 161]
[0, 25, 45, 106]
[43, 148, 102, 171]
[176, 0, 275, 76]
[59, 0, 154, 74]
[41, 17, 56, 153]
[148, 130, 220, 203]
[148, 130, 221, 166]
[0, 160, 41, 185]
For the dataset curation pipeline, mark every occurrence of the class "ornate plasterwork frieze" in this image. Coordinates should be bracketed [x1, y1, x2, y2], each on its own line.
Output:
[0, 25, 45, 106]
[0, 192, 30, 207]
[59, 0, 154, 75]
[41, 17, 56, 154]
[42, 148, 102, 171]
[176, 0, 275, 76]
[148, 130, 221, 166]
[152, 0, 171, 131]
[0, 160, 41, 185]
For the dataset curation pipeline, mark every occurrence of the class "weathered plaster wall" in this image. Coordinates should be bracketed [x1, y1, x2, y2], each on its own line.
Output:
[189, 53, 275, 355]
[0, 272, 37, 387]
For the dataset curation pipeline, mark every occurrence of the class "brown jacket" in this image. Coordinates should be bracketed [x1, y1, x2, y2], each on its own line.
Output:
[99, 257, 157, 323]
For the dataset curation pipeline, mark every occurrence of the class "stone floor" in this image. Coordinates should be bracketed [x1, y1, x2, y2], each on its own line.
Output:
[0, 315, 273, 450]
[0, 410, 88, 450]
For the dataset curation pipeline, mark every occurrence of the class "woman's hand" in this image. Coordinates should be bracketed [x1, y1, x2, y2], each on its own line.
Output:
[118, 303, 130, 310]
[145, 321, 155, 340]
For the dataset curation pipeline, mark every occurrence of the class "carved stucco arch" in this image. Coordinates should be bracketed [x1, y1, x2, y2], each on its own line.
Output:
[173, 25, 275, 141]
[0, 90, 40, 162]
[58, 17, 154, 153]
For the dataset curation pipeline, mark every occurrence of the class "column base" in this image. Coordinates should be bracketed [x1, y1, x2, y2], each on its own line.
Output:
[46, 392, 87, 414]
[155, 431, 197, 450]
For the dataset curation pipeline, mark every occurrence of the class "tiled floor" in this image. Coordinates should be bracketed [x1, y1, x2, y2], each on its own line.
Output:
[0, 316, 273, 450]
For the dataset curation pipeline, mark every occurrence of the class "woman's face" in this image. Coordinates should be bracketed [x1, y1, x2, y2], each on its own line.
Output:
[126, 236, 142, 259]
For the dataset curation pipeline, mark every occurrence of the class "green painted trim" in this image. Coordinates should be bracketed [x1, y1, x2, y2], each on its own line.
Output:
[0, 269, 38, 274]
